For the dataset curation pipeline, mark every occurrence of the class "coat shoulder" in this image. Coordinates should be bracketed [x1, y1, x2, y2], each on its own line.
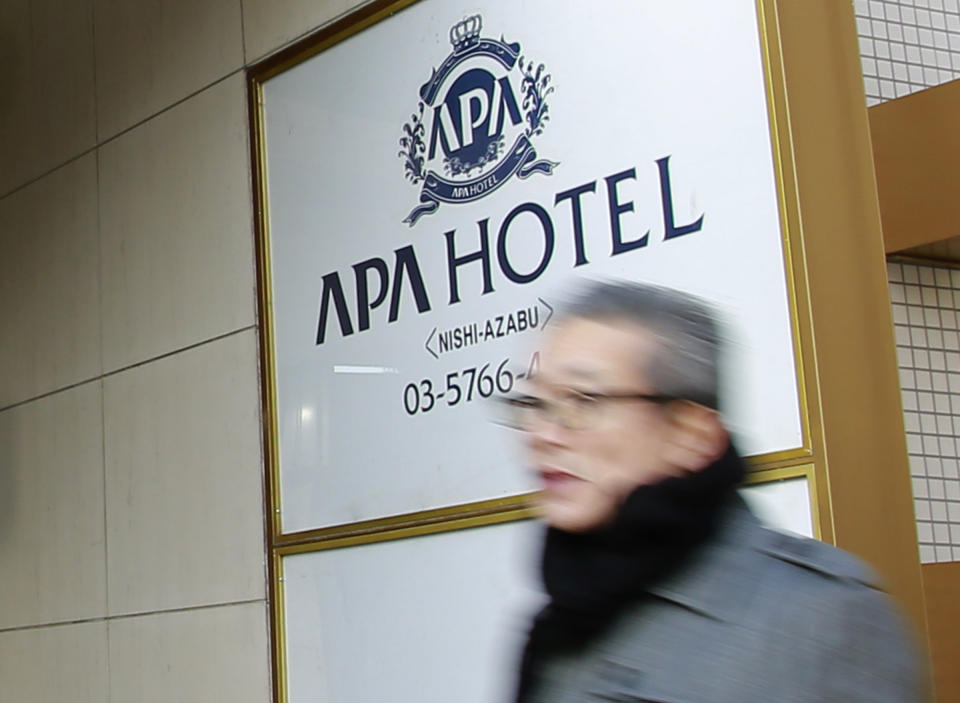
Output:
[754, 526, 883, 590]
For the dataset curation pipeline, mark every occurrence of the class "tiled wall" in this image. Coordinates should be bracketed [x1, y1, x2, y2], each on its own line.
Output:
[0, 0, 370, 701]
[888, 260, 960, 564]
[860, 0, 960, 564]
[856, 0, 960, 105]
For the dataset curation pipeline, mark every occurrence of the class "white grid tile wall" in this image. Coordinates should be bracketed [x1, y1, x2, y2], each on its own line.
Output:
[889, 260, 960, 563]
[856, 0, 960, 105]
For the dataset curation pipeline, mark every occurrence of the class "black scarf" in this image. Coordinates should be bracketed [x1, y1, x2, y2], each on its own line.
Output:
[514, 444, 745, 702]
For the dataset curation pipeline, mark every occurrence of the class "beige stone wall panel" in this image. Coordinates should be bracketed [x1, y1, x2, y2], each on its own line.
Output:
[98, 74, 256, 372]
[0, 622, 108, 703]
[108, 602, 270, 703]
[241, 0, 370, 62]
[0, 155, 101, 407]
[94, 0, 244, 140]
[103, 330, 265, 616]
[0, 382, 106, 629]
[0, 0, 96, 195]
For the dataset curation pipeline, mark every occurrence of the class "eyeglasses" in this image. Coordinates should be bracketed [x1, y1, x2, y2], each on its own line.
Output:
[498, 389, 674, 431]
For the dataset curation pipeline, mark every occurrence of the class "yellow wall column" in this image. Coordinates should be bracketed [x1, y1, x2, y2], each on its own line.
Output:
[771, 0, 928, 640]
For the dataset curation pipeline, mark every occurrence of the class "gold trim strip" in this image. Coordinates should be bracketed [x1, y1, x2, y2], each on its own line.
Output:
[249, 0, 422, 85]
[276, 463, 819, 556]
[270, 447, 813, 549]
[273, 494, 537, 548]
[756, 0, 815, 461]
[278, 505, 535, 555]
[755, 0, 832, 545]
[248, 71, 284, 544]
[743, 464, 812, 483]
[275, 463, 821, 557]
[275, 454, 819, 553]
[249, 46, 289, 703]
[749, 446, 812, 466]
[270, 552, 288, 703]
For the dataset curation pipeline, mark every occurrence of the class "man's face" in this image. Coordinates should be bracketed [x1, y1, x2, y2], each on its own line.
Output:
[524, 317, 684, 533]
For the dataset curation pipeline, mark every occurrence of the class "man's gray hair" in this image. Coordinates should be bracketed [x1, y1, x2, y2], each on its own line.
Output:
[559, 280, 721, 409]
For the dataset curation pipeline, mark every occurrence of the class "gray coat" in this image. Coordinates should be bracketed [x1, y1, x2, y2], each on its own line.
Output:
[524, 500, 929, 703]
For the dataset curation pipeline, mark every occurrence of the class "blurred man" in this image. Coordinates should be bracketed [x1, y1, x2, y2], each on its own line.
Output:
[509, 280, 927, 703]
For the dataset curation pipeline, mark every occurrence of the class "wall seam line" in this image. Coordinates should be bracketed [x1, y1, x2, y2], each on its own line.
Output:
[0, 68, 246, 203]
[0, 598, 268, 635]
[0, 325, 257, 415]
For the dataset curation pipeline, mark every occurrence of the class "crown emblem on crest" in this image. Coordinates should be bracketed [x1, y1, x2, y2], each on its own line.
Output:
[449, 15, 482, 52]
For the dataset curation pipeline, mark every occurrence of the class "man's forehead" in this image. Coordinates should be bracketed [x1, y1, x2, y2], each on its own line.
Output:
[536, 317, 655, 382]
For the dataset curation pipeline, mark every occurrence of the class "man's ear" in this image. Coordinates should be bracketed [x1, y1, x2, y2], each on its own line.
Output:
[662, 401, 729, 472]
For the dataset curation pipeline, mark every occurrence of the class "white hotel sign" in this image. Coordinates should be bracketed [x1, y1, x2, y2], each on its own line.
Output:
[254, 0, 803, 534]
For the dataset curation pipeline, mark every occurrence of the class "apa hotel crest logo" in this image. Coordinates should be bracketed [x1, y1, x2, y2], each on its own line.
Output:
[398, 15, 558, 225]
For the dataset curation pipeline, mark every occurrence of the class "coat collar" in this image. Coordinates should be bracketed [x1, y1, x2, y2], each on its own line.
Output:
[646, 495, 769, 623]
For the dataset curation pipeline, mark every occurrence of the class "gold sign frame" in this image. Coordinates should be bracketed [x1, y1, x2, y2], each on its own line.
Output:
[247, 1, 832, 700]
